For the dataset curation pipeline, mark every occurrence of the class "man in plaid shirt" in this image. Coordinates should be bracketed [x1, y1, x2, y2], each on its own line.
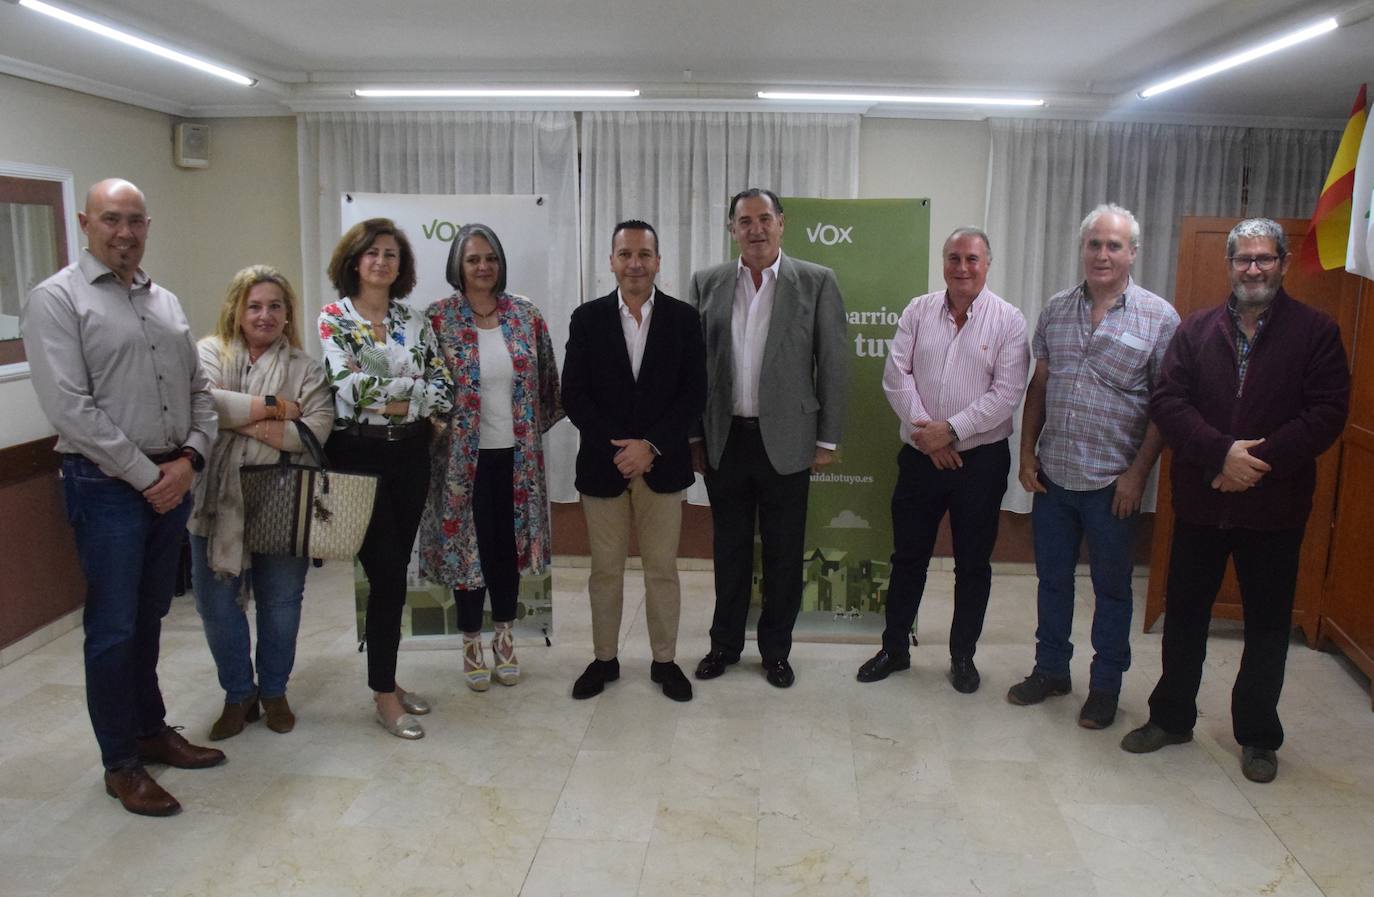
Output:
[1008, 203, 1179, 730]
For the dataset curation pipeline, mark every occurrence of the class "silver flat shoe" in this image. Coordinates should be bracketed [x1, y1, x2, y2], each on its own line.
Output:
[375, 707, 424, 740]
[398, 691, 431, 715]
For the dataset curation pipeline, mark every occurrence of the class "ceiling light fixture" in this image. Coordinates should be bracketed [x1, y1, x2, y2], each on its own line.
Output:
[16, 0, 255, 85]
[758, 91, 1045, 107]
[1139, 17, 1338, 98]
[354, 88, 640, 99]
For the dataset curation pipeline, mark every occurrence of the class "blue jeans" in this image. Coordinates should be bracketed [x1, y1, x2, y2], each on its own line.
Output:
[190, 535, 309, 702]
[1032, 474, 1139, 694]
[61, 456, 192, 770]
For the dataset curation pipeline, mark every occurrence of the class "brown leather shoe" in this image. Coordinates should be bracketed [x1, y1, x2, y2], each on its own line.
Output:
[209, 692, 261, 741]
[137, 726, 226, 769]
[104, 766, 180, 817]
[261, 695, 295, 733]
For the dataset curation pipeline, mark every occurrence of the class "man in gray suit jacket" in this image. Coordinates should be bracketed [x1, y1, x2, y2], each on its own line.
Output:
[687, 188, 849, 688]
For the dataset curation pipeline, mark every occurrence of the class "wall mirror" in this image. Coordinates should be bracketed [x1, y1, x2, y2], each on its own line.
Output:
[0, 163, 77, 381]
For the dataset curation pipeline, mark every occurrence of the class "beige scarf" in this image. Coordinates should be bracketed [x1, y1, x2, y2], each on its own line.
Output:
[193, 336, 292, 577]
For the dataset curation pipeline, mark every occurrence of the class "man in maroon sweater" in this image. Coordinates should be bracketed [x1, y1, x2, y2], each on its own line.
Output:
[1121, 218, 1349, 783]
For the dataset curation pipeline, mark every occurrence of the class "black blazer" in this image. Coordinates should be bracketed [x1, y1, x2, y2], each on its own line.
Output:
[561, 289, 707, 497]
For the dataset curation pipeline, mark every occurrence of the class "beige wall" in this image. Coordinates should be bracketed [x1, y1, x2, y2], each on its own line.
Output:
[858, 118, 992, 295]
[0, 73, 299, 447]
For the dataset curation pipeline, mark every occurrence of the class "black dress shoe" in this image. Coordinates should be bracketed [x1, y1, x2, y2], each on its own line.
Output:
[572, 658, 620, 699]
[856, 649, 911, 683]
[137, 726, 226, 769]
[650, 661, 693, 702]
[763, 658, 795, 688]
[694, 650, 740, 680]
[949, 656, 980, 694]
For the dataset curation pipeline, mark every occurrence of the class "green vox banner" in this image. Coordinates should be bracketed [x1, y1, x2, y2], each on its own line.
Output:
[780, 197, 929, 640]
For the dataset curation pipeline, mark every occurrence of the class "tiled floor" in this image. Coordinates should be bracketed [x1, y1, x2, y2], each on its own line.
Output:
[1, 561, 1371, 897]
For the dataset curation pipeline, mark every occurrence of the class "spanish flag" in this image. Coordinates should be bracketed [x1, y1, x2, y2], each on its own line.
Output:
[1300, 83, 1367, 271]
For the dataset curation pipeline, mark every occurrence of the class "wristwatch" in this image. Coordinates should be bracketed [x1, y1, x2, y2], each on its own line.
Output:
[180, 447, 205, 472]
[264, 394, 282, 420]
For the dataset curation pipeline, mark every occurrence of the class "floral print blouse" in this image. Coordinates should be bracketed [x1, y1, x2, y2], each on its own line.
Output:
[318, 297, 455, 427]
[418, 292, 563, 589]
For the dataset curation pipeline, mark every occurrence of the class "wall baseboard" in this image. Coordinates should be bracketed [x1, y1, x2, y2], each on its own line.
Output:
[0, 607, 80, 668]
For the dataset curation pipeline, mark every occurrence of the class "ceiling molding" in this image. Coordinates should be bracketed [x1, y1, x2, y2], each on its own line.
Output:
[0, 52, 190, 116]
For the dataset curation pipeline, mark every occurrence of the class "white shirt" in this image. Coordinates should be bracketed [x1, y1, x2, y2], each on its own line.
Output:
[730, 254, 781, 417]
[477, 326, 515, 449]
[617, 287, 655, 380]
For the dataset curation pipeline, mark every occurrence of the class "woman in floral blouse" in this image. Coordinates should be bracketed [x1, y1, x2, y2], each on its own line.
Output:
[419, 223, 562, 691]
[319, 217, 454, 739]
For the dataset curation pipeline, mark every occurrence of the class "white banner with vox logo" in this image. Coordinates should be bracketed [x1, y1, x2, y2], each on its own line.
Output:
[340, 192, 572, 646]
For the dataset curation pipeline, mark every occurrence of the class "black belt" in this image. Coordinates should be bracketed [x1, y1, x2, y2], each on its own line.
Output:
[732, 416, 760, 430]
[337, 420, 429, 441]
[63, 449, 182, 464]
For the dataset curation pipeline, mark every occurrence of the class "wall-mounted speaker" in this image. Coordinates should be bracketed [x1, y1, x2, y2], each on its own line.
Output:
[174, 122, 210, 169]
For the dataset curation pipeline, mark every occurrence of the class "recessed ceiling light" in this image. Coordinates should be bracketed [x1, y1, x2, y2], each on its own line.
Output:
[354, 88, 640, 99]
[17, 0, 256, 86]
[1139, 17, 1338, 98]
[758, 91, 1045, 107]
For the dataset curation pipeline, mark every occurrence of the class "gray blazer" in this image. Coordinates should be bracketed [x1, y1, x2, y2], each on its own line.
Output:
[687, 253, 850, 475]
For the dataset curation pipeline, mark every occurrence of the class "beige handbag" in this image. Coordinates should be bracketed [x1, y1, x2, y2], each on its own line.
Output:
[241, 421, 378, 561]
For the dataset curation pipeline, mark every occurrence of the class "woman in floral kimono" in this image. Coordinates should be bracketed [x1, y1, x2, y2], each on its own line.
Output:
[319, 218, 454, 739]
[420, 223, 562, 691]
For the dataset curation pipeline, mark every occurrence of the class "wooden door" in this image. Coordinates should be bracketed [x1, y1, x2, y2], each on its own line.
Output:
[1143, 217, 1358, 645]
[1319, 276, 1374, 708]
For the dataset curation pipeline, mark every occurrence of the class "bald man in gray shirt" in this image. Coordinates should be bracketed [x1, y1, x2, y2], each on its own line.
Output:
[24, 178, 222, 817]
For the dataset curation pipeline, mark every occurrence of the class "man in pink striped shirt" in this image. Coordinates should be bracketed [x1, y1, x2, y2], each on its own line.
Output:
[857, 227, 1029, 694]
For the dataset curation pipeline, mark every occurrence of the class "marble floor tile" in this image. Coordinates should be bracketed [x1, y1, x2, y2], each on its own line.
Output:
[1, 565, 1372, 897]
[546, 749, 669, 842]
[521, 837, 648, 897]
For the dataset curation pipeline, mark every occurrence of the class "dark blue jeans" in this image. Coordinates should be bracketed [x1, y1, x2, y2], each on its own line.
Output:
[61, 456, 192, 770]
[190, 535, 309, 702]
[1032, 474, 1138, 694]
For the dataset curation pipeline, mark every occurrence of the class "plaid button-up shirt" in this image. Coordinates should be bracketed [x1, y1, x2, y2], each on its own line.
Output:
[1032, 279, 1179, 491]
[1226, 295, 1269, 397]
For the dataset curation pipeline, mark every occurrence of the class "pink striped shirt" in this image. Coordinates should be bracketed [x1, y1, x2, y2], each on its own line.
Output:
[882, 287, 1030, 450]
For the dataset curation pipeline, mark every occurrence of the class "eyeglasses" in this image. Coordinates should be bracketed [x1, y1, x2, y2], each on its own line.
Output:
[1228, 254, 1282, 271]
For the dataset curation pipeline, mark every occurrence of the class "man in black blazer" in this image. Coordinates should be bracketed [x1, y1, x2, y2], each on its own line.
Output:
[562, 220, 707, 702]
[688, 188, 850, 688]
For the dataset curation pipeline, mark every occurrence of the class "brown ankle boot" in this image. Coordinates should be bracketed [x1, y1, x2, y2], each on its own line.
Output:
[261, 695, 295, 733]
[209, 691, 261, 741]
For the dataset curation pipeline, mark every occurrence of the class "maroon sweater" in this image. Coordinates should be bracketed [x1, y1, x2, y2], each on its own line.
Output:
[1149, 289, 1349, 530]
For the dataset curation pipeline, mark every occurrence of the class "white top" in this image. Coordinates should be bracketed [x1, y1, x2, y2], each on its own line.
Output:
[730, 254, 781, 417]
[617, 287, 656, 380]
[477, 326, 515, 449]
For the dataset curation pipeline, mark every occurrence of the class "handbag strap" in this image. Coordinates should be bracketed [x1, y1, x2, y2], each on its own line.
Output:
[279, 419, 328, 469]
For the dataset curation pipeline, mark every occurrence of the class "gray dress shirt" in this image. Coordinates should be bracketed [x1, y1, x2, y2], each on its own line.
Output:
[23, 250, 216, 490]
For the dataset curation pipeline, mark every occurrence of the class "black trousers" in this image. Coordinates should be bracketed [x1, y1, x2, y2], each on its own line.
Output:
[703, 419, 810, 662]
[883, 440, 1010, 660]
[454, 447, 520, 632]
[326, 428, 430, 694]
[1147, 520, 1305, 750]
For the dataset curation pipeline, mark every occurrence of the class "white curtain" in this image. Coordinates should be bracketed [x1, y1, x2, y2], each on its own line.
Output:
[296, 110, 581, 500]
[579, 111, 860, 503]
[1244, 127, 1343, 220]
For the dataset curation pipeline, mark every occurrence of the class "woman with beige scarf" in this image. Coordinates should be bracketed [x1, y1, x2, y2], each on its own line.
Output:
[188, 266, 334, 740]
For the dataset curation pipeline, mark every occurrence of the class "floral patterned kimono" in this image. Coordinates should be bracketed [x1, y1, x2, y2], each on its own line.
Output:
[419, 292, 563, 589]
